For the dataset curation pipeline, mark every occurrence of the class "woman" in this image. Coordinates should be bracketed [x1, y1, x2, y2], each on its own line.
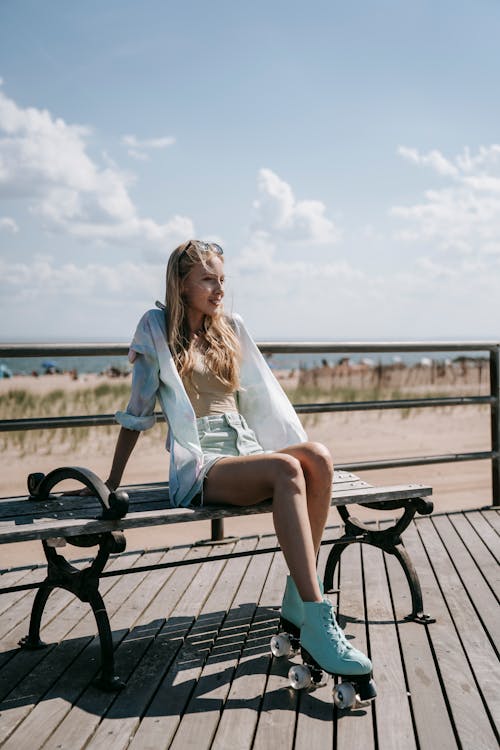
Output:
[109, 240, 373, 685]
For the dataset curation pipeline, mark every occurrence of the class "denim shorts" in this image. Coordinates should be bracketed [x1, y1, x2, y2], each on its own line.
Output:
[197, 412, 265, 461]
[190, 412, 266, 507]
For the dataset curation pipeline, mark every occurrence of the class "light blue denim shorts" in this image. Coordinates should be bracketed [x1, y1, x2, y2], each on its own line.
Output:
[197, 412, 265, 462]
[190, 412, 267, 507]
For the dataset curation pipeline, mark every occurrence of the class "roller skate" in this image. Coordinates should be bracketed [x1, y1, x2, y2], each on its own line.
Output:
[270, 575, 325, 659]
[269, 576, 303, 659]
[288, 598, 377, 710]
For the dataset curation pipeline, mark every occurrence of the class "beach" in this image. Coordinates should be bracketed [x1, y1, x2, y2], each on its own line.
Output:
[0, 368, 492, 564]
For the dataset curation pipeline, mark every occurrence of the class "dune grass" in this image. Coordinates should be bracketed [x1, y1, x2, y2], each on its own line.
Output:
[0, 379, 457, 456]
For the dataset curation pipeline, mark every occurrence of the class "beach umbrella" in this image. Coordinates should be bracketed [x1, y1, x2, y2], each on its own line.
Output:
[42, 360, 59, 369]
[0, 364, 12, 378]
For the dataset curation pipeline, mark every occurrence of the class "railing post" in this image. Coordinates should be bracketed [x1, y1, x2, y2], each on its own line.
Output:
[489, 347, 500, 507]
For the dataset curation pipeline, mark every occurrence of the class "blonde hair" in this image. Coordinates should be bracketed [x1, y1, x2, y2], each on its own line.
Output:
[165, 240, 240, 389]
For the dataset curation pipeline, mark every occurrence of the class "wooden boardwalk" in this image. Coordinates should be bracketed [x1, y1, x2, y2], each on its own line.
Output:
[0, 509, 498, 750]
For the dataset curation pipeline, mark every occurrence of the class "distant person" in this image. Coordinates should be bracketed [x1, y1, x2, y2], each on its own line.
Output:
[103, 241, 374, 687]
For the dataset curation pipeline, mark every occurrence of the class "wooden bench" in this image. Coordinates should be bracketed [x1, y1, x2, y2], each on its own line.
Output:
[0, 467, 434, 690]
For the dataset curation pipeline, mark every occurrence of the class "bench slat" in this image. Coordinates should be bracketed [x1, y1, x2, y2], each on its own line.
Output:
[0, 479, 372, 519]
[0, 469, 363, 515]
[0, 482, 431, 544]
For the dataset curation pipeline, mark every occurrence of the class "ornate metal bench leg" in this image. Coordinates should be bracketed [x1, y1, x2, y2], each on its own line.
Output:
[324, 500, 434, 624]
[19, 583, 53, 650]
[89, 590, 126, 691]
[391, 543, 436, 624]
[18, 532, 126, 690]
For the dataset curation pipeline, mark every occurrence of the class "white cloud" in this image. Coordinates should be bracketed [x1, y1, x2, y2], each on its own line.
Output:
[126, 148, 149, 162]
[0, 255, 168, 339]
[398, 146, 458, 177]
[0, 256, 157, 296]
[0, 88, 193, 249]
[392, 145, 500, 255]
[122, 133, 175, 160]
[122, 134, 175, 149]
[0, 216, 18, 233]
[251, 168, 340, 244]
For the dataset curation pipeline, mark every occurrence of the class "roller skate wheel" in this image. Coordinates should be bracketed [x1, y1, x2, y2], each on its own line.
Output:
[270, 633, 293, 658]
[333, 681, 357, 710]
[288, 663, 312, 690]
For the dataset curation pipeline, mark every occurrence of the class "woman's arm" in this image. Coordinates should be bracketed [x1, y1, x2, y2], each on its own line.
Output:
[106, 426, 141, 491]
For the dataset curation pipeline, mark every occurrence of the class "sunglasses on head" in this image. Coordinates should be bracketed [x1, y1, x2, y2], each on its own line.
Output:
[183, 240, 224, 257]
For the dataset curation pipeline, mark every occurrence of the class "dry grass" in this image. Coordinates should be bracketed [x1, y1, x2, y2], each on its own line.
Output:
[0, 376, 470, 456]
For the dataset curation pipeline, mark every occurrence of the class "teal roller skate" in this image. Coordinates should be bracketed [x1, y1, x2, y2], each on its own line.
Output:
[288, 599, 377, 709]
[270, 575, 323, 660]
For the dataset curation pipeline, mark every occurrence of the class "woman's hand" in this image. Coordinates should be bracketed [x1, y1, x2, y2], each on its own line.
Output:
[63, 479, 116, 497]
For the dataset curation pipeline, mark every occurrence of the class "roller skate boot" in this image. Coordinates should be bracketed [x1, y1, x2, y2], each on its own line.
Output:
[270, 575, 323, 659]
[288, 598, 377, 709]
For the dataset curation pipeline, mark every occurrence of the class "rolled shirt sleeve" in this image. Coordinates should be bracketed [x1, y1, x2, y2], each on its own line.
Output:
[115, 316, 160, 431]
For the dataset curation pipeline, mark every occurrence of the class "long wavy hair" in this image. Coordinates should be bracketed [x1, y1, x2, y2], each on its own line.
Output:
[165, 240, 240, 389]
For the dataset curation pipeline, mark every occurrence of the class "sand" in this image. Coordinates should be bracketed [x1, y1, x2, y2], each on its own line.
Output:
[0, 371, 494, 565]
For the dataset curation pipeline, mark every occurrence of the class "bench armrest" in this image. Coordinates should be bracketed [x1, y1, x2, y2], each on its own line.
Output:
[27, 467, 129, 520]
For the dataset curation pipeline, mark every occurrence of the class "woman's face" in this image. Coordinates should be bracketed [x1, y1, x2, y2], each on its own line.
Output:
[182, 254, 225, 318]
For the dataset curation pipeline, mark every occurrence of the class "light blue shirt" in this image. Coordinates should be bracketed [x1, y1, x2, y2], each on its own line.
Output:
[115, 307, 307, 507]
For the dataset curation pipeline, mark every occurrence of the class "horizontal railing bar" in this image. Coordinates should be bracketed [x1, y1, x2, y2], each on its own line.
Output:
[337, 451, 493, 471]
[295, 396, 494, 413]
[259, 342, 499, 354]
[0, 344, 130, 357]
[1, 340, 499, 358]
[0, 415, 122, 432]
[0, 395, 494, 432]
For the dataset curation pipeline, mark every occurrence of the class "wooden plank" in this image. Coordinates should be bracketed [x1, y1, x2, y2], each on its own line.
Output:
[165, 537, 259, 750]
[334, 543, 374, 750]
[483, 508, 500, 534]
[0, 566, 43, 612]
[0, 567, 47, 635]
[362, 544, 418, 750]
[396, 521, 495, 748]
[120, 542, 239, 750]
[0, 580, 74, 643]
[394, 520, 499, 750]
[464, 511, 500, 563]
[447, 513, 500, 598]
[432, 515, 499, 651]
[383, 547, 457, 749]
[210, 537, 280, 750]
[416, 517, 500, 738]
[251, 547, 298, 750]
[293, 537, 345, 748]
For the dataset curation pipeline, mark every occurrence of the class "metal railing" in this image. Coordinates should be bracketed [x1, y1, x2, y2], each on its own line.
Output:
[1, 340, 499, 507]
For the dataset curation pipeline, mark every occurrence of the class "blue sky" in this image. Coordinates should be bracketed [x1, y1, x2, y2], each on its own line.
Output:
[1, 0, 500, 341]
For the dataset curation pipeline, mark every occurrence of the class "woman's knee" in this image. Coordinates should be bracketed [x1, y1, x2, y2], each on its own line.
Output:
[301, 441, 334, 479]
[271, 454, 305, 492]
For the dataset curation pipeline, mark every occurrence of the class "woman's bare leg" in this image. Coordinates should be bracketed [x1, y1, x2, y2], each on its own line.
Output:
[203, 452, 323, 602]
[279, 442, 334, 556]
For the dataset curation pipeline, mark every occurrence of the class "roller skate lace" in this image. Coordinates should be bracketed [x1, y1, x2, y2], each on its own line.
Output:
[321, 601, 351, 654]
